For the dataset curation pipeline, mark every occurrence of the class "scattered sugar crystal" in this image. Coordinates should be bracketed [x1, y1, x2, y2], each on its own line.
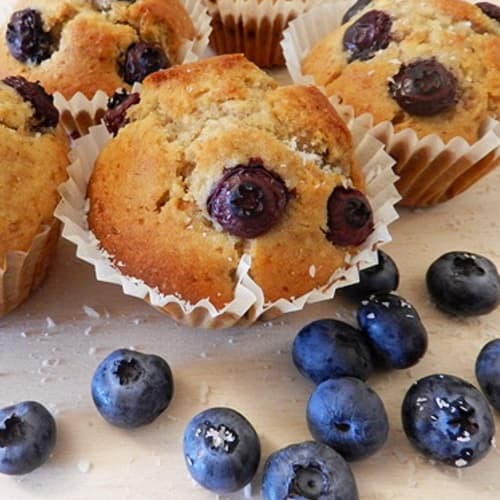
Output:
[20, 331, 27, 338]
[77, 460, 92, 473]
[308, 265, 316, 278]
[88, 347, 96, 356]
[83, 305, 100, 319]
[133, 318, 141, 325]
[46, 317, 56, 329]
[42, 359, 59, 368]
[84, 326, 93, 336]
[200, 352, 207, 358]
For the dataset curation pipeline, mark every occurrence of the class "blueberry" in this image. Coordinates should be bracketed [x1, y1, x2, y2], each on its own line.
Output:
[103, 90, 141, 135]
[325, 186, 374, 246]
[389, 59, 458, 116]
[262, 441, 359, 500]
[477, 2, 500, 22]
[475, 339, 500, 411]
[357, 293, 428, 369]
[6, 9, 53, 64]
[183, 407, 261, 494]
[341, 0, 373, 24]
[122, 42, 170, 84]
[0, 401, 56, 475]
[292, 319, 374, 384]
[207, 160, 289, 238]
[402, 374, 495, 467]
[426, 251, 500, 316]
[306, 377, 389, 460]
[342, 10, 392, 62]
[91, 348, 174, 428]
[342, 250, 399, 301]
[3, 76, 58, 131]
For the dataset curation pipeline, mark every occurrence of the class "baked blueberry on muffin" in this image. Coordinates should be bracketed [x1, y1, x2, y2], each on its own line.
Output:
[0, 76, 68, 315]
[0, 0, 196, 98]
[87, 55, 374, 312]
[301, 0, 500, 206]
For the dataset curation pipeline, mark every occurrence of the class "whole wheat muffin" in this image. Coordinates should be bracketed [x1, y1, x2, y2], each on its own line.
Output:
[88, 54, 375, 310]
[0, 0, 196, 98]
[0, 76, 68, 315]
[301, 0, 500, 206]
[303, 0, 500, 144]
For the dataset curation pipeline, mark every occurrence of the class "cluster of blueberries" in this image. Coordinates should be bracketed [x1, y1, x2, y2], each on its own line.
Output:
[0, 250, 499, 499]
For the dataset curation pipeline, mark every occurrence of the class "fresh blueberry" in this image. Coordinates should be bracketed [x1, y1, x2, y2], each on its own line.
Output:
[91, 348, 174, 428]
[3, 76, 59, 131]
[103, 89, 141, 135]
[122, 42, 169, 84]
[475, 339, 500, 411]
[325, 186, 374, 246]
[389, 59, 458, 116]
[292, 319, 374, 384]
[207, 159, 289, 238]
[426, 251, 500, 316]
[342, 10, 392, 62]
[6, 9, 53, 64]
[342, 250, 399, 301]
[0, 401, 56, 475]
[357, 293, 428, 369]
[402, 374, 495, 467]
[341, 0, 373, 24]
[477, 2, 500, 22]
[183, 407, 261, 494]
[262, 441, 359, 500]
[306, 377, 389, 460]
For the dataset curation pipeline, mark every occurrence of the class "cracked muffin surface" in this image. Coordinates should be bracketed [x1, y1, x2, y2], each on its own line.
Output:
[0, 0, 196, 98]
[0, 77, 68, 260]
[88, 55, 372, 308]
[302, 0, 500, 144]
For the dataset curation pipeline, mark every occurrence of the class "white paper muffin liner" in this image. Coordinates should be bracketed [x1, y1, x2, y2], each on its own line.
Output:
[53, 87, 400, 328]
[1, 220, 61, 317]
[205, 0, 324, 67]
[282, 0, 500, 207]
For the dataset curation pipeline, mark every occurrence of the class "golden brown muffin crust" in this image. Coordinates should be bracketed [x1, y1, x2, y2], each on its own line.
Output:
[0, 83, 68, 263]
[88, 55, 366, 308]
[0, 0, 196, 98]
[302, 0, 500, 144]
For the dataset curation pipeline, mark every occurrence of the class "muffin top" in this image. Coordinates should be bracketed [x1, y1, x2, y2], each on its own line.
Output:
[0, 0, 196, 98]
[302, 0, 500, 144]
[88, 54, 374, 309]
[0, 76, 68, 262]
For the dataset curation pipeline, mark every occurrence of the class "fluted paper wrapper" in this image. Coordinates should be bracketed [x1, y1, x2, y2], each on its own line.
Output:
[282, 0, 500, 207]
[54, 92, 400, 328]
[0, 220, 61, 317]
[26, 0, 214, 138]
[206, 0, 324, 67]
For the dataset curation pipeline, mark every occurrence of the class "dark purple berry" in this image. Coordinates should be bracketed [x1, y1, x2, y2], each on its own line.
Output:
[207, 160, 289, 238]
[0, 401, 56, 475]
[402, 374, 495, 467]
[475, 339, 500, 411]
[325, 186, 373, 246]
[342, 0, 373, 24]
[3, 76, 58, 131]
[476, 2, 500, 22]
[389, 59, 458, 116]
[342, 10, 392, 62]
[357, 293, 428, 369]
[103, 90, 141, 135]
[122, 42, 170, 84]
[342, 250, 399, 301]
[426, 251, 500, 316]
[6, 9, 53, 64]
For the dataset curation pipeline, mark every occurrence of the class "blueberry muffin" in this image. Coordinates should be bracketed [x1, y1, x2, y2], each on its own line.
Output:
[0, 76, 68, 315]
[302, 0, 500, 206]
[0, 0, 196, 98]
[87, 54, 374, 311]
